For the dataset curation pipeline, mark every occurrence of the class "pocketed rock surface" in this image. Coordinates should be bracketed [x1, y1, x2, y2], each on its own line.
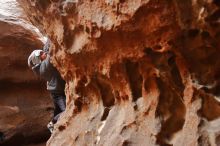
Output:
[18, 0, 220, 145]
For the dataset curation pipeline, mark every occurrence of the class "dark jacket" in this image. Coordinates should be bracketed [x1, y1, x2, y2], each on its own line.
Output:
[32, 55, 65, 94]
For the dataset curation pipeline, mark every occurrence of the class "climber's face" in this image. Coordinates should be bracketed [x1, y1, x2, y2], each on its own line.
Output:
[40, 52, 47, 61]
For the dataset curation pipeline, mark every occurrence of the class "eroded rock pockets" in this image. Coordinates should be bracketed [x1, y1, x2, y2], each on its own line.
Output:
[17, 0, 220, 145]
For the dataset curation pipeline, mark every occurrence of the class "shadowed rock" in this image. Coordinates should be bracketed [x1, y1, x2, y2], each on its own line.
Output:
[0, 1, 52, 146]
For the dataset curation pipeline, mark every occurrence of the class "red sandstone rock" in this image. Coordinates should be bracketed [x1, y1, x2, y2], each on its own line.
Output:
[0, 1, 52, 145]
[18, 0, 220, 145]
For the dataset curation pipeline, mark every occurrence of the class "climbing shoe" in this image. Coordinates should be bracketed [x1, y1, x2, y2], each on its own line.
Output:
[47, 121, 54, 133]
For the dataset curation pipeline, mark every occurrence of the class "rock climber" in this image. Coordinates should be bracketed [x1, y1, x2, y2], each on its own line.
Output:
[27, 41, 66, 133]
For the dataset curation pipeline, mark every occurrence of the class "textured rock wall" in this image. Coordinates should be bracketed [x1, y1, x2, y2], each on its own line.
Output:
[0, 1, 52, 145]
[18, 0, 220, 145]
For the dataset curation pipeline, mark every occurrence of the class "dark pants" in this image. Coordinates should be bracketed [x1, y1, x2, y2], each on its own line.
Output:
[50, 92, 66, 124]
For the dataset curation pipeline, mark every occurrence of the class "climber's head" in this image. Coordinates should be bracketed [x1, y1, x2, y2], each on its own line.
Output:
[28, 50, 47, 67]
[40, 51, 47, 61]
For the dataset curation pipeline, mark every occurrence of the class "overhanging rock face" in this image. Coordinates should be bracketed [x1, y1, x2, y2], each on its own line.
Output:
[0, 1, 52, 145]
[18, 0, 220, 145]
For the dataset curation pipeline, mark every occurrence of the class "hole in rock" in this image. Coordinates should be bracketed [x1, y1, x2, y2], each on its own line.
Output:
[75, 135, 79, 142]
[122, 140, 131, 146]
[206, 9, 220, 22]
[58, 125, 66, 131]
[144, 47, 153, 55]
[101, 107, 111, 121]
[96, 75, 115, 107]
[125, 60, 143, 102]
[215, 32, 220, 40]
[85, 26, 90, 34]
[38, 0, 51, 11]
[156, 78, 186, 145]
[167, 40, 173, 46]
[201, 92, 220, 120]
[58, 4, 63, 11]
[213, 0, 220, 6]
[133, 103, 138, 111]
[153, 45, 162, 51]
[74, 97, 83, 112]
[75, 76, 88, 97]
[63, 24, 74, 49]
[216, 135, 220, 145]
[0, 132, 4, 142]
[62, 19, 85, 50]
[201, 30, 210, 38]
[46, 107, 54, 111]
[167, 54, 184, 92]
[187, 29, 200, 38]
[200, 69, 220, 99]
[213, 84, 220, 96]
[144, 47, 161, 59]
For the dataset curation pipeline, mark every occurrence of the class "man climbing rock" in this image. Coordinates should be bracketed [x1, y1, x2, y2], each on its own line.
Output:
[27, 44, 66, 133]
